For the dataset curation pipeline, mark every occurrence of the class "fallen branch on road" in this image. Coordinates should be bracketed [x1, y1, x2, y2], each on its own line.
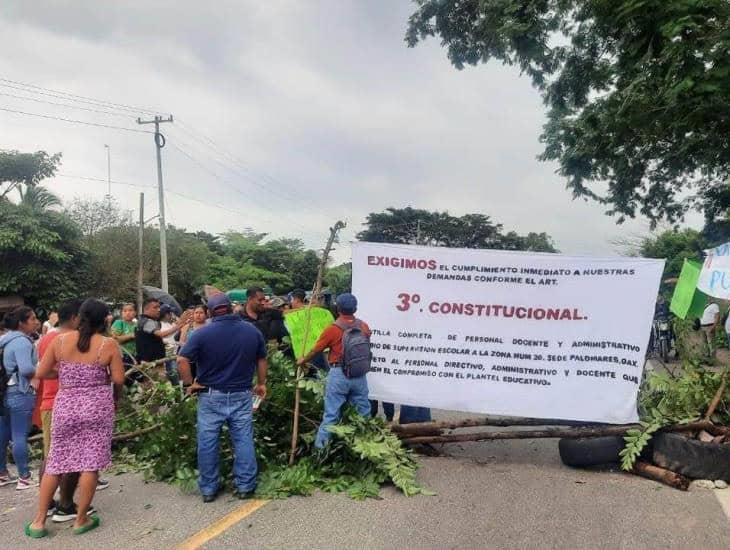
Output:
[630, 461, 690, 491]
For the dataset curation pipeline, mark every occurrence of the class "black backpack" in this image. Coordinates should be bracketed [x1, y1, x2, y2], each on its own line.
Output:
[335, 319, 372, 378]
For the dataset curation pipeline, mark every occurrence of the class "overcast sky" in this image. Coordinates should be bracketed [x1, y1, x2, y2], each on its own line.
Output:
[0, 1, 700, 264]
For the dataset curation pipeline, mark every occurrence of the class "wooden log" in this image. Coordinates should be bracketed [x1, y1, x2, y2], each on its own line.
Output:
[400, 425, 635, 444]
[391, 416, 613, 435]
[631, 461, 689, 491]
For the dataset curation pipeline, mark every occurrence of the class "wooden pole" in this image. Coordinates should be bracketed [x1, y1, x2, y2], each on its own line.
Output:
[400, 426, 637, 445]
[391, 416, 611, 436]
[288, 221, 346, 466]
[398, 421, 730, 445]
[704, 366, 729, 421]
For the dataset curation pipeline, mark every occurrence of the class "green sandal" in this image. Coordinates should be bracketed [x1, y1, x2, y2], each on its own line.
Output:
[73, 514, 100, 535]
[24, 522, 48, 539]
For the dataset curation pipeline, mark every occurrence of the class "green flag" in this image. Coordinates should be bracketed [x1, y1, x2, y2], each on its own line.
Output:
[283, 307, 335, 359]
[670, 259, 707, 319]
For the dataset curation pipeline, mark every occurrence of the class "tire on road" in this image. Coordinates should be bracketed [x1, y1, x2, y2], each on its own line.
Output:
[558, 436, 625, 467]
[652, 432, 730, 481]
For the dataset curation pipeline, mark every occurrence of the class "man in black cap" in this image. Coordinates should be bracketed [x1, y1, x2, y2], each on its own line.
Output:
[177, 293, 268, 502]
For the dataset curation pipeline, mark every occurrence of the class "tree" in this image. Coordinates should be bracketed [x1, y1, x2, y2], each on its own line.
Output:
[357, 207, 557, 251]
[65, 196, 129, 239]
[0, 200, 89, 307]
[639, 228, 706, 281]
[0, 150, 62, 199]
[325, 263, 352, 295]
[86, 224, 211, 304]
[18, 185, 62, 212]
[407, 1, 730, 225]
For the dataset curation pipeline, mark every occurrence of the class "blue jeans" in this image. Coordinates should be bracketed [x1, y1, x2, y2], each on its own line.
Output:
[197, 389, 257, 496]
[165, 359, 179, 385]
[0, 389, 36, 478]
[315, 367, 370, 448]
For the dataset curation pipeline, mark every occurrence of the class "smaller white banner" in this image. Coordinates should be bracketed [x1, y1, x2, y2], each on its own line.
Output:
[697, 242, 730, 299]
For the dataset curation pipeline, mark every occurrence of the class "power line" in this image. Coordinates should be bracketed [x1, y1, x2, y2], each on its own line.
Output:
[0, 90, 135, 119]
[0, 106, 152, 134]
[167, 140, 323, 237]
[0, 77, 165, 116]
[174, 121, 330, 216]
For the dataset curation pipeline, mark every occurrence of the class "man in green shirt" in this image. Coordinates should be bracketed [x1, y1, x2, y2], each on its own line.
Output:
[111, 303, 137, 360]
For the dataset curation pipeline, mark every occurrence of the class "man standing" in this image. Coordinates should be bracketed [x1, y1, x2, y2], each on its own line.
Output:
[700, 301, 721, 354]
[289, 289, 307, 310]
[240, 286, 269, 338]
[177, 294, 268, 502]
[136, 298, 189, 366]
[297, 293, 371, 448]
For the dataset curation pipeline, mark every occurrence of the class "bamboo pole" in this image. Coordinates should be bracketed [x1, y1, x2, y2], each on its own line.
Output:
[391, 416, 609, 435]
[288, 221, 346, 465]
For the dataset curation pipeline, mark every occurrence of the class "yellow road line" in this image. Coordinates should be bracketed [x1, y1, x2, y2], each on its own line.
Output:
[177, 499, 269, 549]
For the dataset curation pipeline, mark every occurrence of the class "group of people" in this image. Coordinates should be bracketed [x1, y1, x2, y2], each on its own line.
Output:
[0, 285, 425, 538]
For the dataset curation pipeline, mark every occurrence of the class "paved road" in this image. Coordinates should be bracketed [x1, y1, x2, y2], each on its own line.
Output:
[1, 437, 728, 549]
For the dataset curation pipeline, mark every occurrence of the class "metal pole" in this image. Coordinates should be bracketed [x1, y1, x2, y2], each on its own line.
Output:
[137, 192, 145, 313]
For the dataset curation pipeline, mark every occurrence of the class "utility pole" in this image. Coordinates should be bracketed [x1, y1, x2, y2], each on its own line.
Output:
[137, 115, 173, 292]
[137, 192, 145, 314]
[104, 144, 111, 197]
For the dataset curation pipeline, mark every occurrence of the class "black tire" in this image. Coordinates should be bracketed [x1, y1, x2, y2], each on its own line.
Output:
[558, 436, 625, 467]
[652, 432, 730, 481]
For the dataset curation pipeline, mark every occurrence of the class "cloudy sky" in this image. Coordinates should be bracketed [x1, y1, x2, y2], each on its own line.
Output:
[0, 1, 698, 263]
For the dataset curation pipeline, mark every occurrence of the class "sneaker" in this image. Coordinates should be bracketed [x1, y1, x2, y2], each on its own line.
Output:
[0, 471, 17, 487]
[51, 504, 97, 523]
[16, 475, 39, 491]
[96, 478, 110, 491]
[46, 499, 59, 517]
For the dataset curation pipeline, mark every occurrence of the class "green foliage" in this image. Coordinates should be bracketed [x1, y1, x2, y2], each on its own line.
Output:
[357, 207, 557, 251]
[116, 351, 431, 500]
[0, 200, 89, 307]
[639, 229, 707, 282]
[620, 361, 729, 470]
[325, 262, 352, 295]
[0, 149, 62, 198]
[407, 1, 730, 226]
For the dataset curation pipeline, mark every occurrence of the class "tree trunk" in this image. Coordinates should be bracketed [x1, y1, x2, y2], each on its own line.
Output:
[631, 461, 689, 491]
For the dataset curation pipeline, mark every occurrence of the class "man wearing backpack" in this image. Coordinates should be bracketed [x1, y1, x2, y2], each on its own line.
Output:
[297, 293, 371, 448]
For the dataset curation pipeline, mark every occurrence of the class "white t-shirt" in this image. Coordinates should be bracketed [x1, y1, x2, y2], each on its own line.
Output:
[701, 303, 720, 326]
[161, 321, 178, 347]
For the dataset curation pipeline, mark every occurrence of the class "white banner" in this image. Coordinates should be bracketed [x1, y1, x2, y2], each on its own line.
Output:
[352, 242, 664, 424]
[697, 242, 730, 299]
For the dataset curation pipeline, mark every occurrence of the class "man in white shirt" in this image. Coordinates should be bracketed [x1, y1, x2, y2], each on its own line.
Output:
[700, 302, 721, 353]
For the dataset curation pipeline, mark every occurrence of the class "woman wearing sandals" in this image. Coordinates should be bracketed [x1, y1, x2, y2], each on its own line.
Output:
[26, 299, 125, 538]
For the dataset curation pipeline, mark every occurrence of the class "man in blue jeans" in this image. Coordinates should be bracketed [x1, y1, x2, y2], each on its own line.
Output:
[177, 294, 268, 503]
[0, 306, 40, 489]
[297, 293, 371, 448]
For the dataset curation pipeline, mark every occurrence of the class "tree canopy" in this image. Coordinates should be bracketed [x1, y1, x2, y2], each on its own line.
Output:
[357, 207, 557, 252]
[0, 149, 62, 199]
[638, 228, 706, 281]
[407, 1, 730, 225]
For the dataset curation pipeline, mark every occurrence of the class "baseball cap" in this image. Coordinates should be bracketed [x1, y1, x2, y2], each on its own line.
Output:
[207, 293, 232, 313]
[336, 293, 357, 314]
[160, 304, 173, 315]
